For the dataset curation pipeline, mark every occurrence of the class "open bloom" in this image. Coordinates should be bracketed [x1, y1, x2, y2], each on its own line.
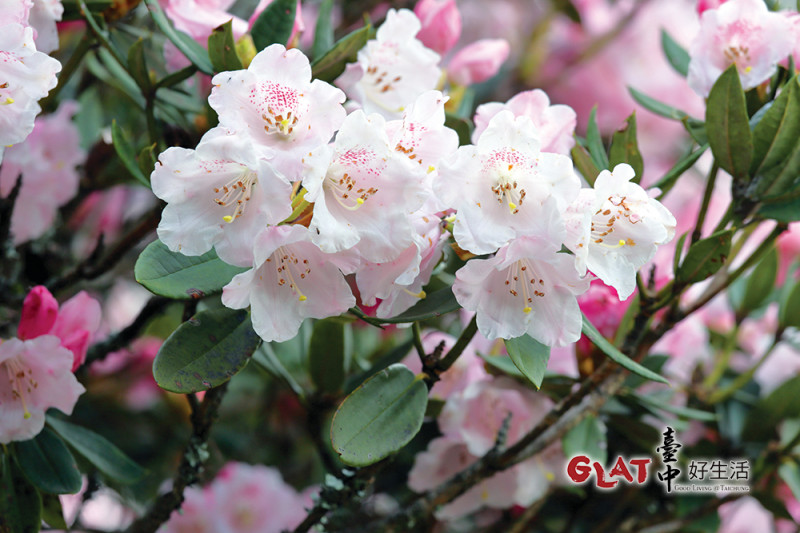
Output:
[222, 225, 357, 343]
[564, 164, 676, 300]
[151, 127, 293, 266]
[335, 9, 441, 119]
[29, 0, 63, 53]
[0, 336, 85, 443]
[436, 110, 579, 255]
[209, 44, 346, 181]
[687, 0, 793, 97]
[302, 110, 428, 262]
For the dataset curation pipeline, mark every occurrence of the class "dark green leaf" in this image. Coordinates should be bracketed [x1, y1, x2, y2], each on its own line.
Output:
[208, 20, 243, 72]
[706, 65, 753, 180]
[563, 414, 607, 464]
[311, 25, 374, 83]
[675, 229, 733, 284]
[504, 334, 550, 389]
[608, 112, 644, 182]
[585, 106, 609, 170]
[780, 461, 800, 503]
[127, 38, 151, 92]
[740, 247, 778, 314]
[308, 318, 348, 394]
[0, 454, 41, 533]
[41, 493, 67, 529]
[144, 0, 213, 75]
[111, 120, 150, 188]
[63, 0, 113, 19]
[15, 429, 82, 494]
[251, 0, 295, 51]
[654, 144, 708, 197]
[660, 29, 689, 77]
[46, 416, 144, 483]
[331, 364, 427, 466]
[312, 0, 335, 61]
[742, 376, 800, 442]
[153, 308, 260, 393]
[683, 116, 709, 145]
[135, 239, 248, 300]
[444, 114, 473, 146]
[581, 315, 669, 384]
[759, 195, 800, 222]
[479, 353, 524, 379]
[377, 287, 460, 324]
[780, 281, 800, 330]
[629, 87, 691, 121]
[571, 143, 600, 186]
[137, 143, 158, 180]
[622, 354, 667, 389]
[628, 392, 716, 421]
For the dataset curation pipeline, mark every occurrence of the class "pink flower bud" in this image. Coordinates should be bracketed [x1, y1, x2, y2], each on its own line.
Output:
[447, 39, 510, 86]
[697, 0, 727, 15]
[414, 0, 461, 55]
[248, 0, 305, 46]
[18, 286, 58, 340]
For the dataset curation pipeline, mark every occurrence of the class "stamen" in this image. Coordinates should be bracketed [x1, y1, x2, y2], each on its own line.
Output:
[214, 170, 257, 222]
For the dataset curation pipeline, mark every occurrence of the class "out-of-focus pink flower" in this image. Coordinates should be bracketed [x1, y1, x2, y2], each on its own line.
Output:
[777, 222, 800, 285]
[718, 497, 775, 533]
[18, 286, 102, 371]
[696, 0, 727, 15]
[447, 38, 509, 86]
[159, 484, 217, 533]
[0, 102, 84, 244]
[576, 279, 631, 357]
[248, 0, 304, 46]
[162, 0, 248, 42]
[0, 335, 85, 443]
[688, 0, 793, 97]
[414, 0, 461, 55]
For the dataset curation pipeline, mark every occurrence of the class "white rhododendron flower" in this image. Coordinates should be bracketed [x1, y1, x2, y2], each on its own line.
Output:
[564, 164, 676, 300]
[452, 204, 591, 346]
[302, 110, 428, 262]
[209, 44, 347, 180]
[29, 0, 64, 53]
[687, 0, 793, 97]
[151, 128, 293, 266]
[0, 23, 61, 149]
[336, 9, 441, 119]
[436, 110, 579, 255]
[472, 89, 576, 155]
[222, 225, 357, 343]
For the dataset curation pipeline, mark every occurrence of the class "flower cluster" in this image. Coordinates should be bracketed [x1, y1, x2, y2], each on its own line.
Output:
[153, 8, 677, 348]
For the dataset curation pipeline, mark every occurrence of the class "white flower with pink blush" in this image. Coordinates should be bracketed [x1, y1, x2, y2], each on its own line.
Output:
[687, 0, 793, 97]
[564, 164, 676, 300]
[472, 89, 576, 155]
[335, 9, 442, 119]
[222, 225, 357, 343]
[436, 110, 579, 255]
[453, 205, 591, 345]
[151, 127, 293, 267]
[0, 0, 32, 26]
[0, 336, 85, 444]
[0, 23, 61, 151]
[28, 0, 64, 53]
[162, 0, 248, 43]
[302, 110, 428, 263]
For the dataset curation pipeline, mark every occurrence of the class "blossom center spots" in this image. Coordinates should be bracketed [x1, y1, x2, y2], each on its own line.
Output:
[504, 259, 545, 314]
[326, 149, 380, 210]
[590, 196, 639, 248]
[213, 169, 257, 223]
[5, 357, 37, 419]
[486, 149, 528, 214]
[0, 80, 13, 105]
[268, 246, 312, 302]
[721, 20, 757, 73]
[253, 82, 301, 136]
[365, 65, 402, 95]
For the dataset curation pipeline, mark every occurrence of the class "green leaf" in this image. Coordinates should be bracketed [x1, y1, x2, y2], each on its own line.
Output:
[15, 429, 82, 495]
[46, 416, 144, 483]
[675, 229, 733, 285]
[144, 0, 213, 75]
[375, 287, 460, 324]
[660, 29, 689, 77]
[629, 86, 691, 121]
[739, 247, 778, 314]
[759, 195, 800, 222]
[331, 364, 428, 466]
[444, 114, 473, 147]
[308, 318, 348, 394]
[63, 0, 113, 19]
[111, 120, 149, 187]
[581, 315, 669, 384]
[208, 20, 243, 72]
[654, 144, 708, 197]
[251, 0, 295, 51]
[41, 493, 67, 529]
[780, 281, 800, 330]
[504, 334, 550, 389]
[135, 239, 248, 300]
[0, 454, 41, 533]
[608, 112, 644, 182]
[628, 392, 716, 421]
[153, 308, 260, 393]
[585, 106, 609, 171]
[312, 0, 335, 61]
[780, 461, 800, 503]
[137, 143, 158, 180]
[571, 143, 600, 186]
[742, 376, 800, 442]
[706, 65, 753, 180]
[563, 414, 607, 464]
[127, 38, 151, 93]
[479, 353, 524, 379]
[311, 24, 374, 83]
[751, 76, 800, 176]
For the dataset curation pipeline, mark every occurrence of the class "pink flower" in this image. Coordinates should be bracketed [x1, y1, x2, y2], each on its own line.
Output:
[18, 286, 102, 371]
[0, 0, 33, 26]
[209, 44, 346, 181]
[687, 0, 793, 97]
[0, 102, 84, 244]
[222, 225, 357, 343]
[0, 335, 85, 443]
[472, 89, 576, 155]
[777, 222, 800, 285]
[718, 497, 775, 533]
[697, 0, 728, 15]
[248, 0, 304, 46]
[414, 0, 461, 55]
[447, 39, 509, 86]
[162, 0, 248, 43]
[161, 484, 217, 533]
[576, 279, 632, 357]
